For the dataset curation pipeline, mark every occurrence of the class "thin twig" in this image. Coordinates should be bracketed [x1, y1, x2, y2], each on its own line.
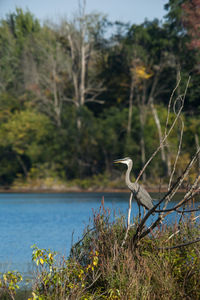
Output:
[165, 214, 200, 242]
[70, 227, 95, 256]
[175, 206, 200, 213]
[136, 94, 183, 183]
[164, 72, 181, 137]
[160, 237, 200, 250]
[168, 98, 185, 191]
[136, 77, 190, 184]
[155, 186, 200, 213]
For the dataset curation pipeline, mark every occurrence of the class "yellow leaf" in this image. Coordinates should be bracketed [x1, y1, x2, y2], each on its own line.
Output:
[135, 66, 153, 80]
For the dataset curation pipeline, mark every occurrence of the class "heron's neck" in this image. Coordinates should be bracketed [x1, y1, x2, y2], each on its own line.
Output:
[125, 161, 133, 189]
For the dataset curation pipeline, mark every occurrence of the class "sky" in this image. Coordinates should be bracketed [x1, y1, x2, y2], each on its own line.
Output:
[0, 0, 168, 24]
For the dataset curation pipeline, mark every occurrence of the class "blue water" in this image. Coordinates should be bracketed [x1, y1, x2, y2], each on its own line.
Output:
[0, 192, 198, 274]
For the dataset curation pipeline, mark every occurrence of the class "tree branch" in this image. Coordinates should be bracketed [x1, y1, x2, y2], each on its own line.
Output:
[160, 237, 200, 250]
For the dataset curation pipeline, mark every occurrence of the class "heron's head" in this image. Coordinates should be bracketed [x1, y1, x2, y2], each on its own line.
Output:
[114, 157, 132, 166]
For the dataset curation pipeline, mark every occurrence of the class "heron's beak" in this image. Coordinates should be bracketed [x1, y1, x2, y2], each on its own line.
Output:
[114, 159, 122, 164]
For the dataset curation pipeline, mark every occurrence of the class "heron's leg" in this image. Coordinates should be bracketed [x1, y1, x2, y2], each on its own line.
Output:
[143, 207, 146, 216]
[127, 193, 133, 228]
[121, 193, 133, 248]
[139, 204, 141, 222]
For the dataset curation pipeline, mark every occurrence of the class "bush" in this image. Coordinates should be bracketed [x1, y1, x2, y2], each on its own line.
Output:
[1, 204, 200, 299]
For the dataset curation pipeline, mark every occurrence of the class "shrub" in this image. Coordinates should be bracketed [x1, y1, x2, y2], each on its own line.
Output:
[1, 204, 200, 299]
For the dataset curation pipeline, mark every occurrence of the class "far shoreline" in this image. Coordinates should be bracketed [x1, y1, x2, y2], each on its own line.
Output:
[0, 186, 187, 194]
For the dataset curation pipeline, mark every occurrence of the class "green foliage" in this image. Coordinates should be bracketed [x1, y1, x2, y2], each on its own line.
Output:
[0, 110, 52, 156]
[30, 244, 100, 300]
[0, 4, 199, 187]
[0, 109, 54, 183]
[0, 146, 21, 185]
[0, 23, 17, 92]
[0, 271, 23, 299]
[31, 244, 56, 268]
[5, 8, 40, 48]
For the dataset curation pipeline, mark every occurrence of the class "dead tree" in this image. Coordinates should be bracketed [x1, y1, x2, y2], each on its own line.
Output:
[60, 1, 105, 129]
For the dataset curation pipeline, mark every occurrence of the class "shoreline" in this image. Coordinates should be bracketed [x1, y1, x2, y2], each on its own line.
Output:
[0, 186, 186, 194]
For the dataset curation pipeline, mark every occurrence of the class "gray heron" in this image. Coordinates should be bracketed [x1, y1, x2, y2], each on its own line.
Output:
[114, 157, 154, 215]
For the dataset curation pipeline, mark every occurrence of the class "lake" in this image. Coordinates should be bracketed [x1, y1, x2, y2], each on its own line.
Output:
[0, 192, 199, 275]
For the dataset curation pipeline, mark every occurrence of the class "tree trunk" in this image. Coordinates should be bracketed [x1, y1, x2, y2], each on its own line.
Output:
[80, 25, 86, 106]
[52, 59, 61, 127]
[67, 30, 79, 106]
[166, 144, 172, 177]
[127, 78, 134, 136]
[150, 100, 166, 163]
[195, 133, 200, 172]
[139, 104, 146, 182]
[77, 110, 82, 130]
[16, 155, 28, 178]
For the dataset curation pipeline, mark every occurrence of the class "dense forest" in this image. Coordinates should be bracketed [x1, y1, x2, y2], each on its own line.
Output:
[0, 0, 199, 188]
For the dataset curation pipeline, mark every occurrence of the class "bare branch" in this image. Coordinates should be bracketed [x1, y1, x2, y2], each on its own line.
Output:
[136, 77, 190, 184]
[132, 147, 200, 248]
[165, 214, 200, 243]
[176, 206, 200, 213]
[168, 99, 185, 190]
[160, 237, 200, 250]
[62, 97, 80, 107]
[164, 72, 182, 136]
[85, 99, 105, 104]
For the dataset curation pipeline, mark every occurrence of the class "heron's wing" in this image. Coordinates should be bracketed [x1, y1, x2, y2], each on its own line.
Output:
[132, 183, 154, 210]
